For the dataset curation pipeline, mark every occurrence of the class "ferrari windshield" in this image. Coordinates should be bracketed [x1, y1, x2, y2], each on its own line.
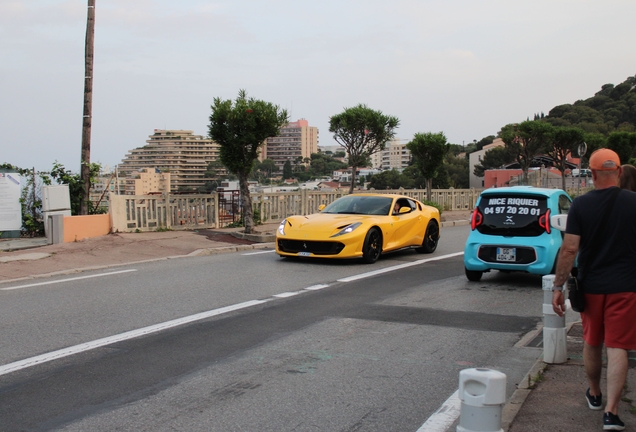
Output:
[321, 195, 393, 215]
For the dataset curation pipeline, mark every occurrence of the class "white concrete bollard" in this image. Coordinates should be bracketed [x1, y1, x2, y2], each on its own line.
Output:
[542, 275, 567, 364]
[456, 368, 506, 432]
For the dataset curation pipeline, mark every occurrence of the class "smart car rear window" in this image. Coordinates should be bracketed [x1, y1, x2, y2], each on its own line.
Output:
[477, 194, 549, 236]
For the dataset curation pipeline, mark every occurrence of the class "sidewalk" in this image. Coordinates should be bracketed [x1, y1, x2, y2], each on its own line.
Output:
[507, 322, 636, 432]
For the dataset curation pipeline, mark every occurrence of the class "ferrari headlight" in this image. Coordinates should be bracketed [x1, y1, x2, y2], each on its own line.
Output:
[278, 219, 287, 236]
[330, 222, 362, 238]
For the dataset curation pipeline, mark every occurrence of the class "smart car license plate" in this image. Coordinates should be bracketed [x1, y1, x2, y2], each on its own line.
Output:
[496, 247, 516, 262]
[298, 252, 311, 257]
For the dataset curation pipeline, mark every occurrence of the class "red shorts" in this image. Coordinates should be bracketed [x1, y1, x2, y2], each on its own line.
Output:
[581, 292, 636, 349]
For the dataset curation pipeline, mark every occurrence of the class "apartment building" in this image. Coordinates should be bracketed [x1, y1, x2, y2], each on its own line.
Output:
[119, 130, 221, 192]
[370, 139, 411, 171]
[259, 119, 318, 170]
[124, 169, 171, 195]
[92, 173, 126, 196]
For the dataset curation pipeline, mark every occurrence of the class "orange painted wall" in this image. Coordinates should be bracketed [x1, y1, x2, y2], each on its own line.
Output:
[63, 214, 111, 243]
[484, 170, 522, 188]
[484, 168, 564, 188]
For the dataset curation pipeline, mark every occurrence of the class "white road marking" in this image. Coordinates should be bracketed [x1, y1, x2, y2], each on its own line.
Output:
[0, 269, 138, 291]
[337, 252, 464, 282]
[416, 389, 462, 432]
[242, 250, 276, 256]
[273, 291, 301, 298]
[0, 300, 267, 377]
[304, 284, 330, 291]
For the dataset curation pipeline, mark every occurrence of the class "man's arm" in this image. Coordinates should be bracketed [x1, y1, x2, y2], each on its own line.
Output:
[552, 233, 580, 316]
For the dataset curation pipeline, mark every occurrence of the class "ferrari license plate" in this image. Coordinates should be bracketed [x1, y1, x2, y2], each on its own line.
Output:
[496, 247, 516, 262]
[298, 252, 311, 257]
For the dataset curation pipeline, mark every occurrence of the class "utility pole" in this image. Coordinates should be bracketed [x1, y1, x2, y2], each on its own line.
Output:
[79, 0, 95, 215]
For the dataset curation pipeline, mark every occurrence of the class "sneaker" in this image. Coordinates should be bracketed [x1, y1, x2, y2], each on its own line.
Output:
[603, 412, 625, 431]
[586, 388, 603, 410]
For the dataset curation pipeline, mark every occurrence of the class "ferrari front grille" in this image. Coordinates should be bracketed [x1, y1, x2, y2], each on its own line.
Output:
[277, 240, 345, 255]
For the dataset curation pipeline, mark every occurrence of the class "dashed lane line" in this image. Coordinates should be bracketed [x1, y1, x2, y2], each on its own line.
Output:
[337, 252, 464, 283]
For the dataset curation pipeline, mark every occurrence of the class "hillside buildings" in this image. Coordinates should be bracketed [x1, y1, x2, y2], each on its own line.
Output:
[259, 119, 318, 171]
[469, 138, 506, 188]
[470, 138, 580, 188]
[115, 122, 320, 194]
[119, 130, 221, 192]
[318, 145, 342, 155]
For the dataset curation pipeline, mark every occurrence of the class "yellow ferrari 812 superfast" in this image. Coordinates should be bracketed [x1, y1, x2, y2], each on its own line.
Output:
[275, 194, 441, 263]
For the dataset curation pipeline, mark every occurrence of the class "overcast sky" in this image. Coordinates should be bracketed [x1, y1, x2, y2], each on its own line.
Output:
[2, 0, 635, 173]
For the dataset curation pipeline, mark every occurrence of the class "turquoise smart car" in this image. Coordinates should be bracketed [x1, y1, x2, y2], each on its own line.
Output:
[464, 186, 572, 282]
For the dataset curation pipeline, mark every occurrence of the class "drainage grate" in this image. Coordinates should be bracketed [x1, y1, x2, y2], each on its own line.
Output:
[526, 332, 544, 348]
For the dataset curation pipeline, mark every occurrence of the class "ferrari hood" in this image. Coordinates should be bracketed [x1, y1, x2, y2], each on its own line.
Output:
[282, 213, 371, 237]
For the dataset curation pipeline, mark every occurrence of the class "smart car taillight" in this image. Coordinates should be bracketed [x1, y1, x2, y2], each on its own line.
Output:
[471, 208, 483, 230]
[538, 209, 551, 234]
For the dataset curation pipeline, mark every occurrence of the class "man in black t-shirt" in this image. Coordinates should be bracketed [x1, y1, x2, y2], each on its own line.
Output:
[553, 148, 636, 431]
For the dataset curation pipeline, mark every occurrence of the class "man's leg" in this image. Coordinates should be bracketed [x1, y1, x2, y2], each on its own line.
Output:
[584, 342, 604, 397]
[605, 347, 628, 414]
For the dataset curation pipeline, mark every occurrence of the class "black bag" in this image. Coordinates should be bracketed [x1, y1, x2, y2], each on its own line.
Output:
[568, 276, 585, 313]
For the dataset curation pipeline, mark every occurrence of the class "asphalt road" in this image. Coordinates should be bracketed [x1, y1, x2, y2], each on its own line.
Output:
[0, 225, 545, 431]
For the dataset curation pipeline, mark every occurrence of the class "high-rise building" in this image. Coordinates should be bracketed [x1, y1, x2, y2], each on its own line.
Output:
[370, 139, 411, 171]
[119, 130, 221, 192]
[259, 119, 318, 170]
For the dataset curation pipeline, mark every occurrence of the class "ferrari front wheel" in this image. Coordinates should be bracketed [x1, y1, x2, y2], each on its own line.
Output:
[362, 228, 382, 264]
[416, 220, 439, 254]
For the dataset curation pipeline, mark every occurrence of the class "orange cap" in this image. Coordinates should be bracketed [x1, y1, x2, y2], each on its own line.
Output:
[589, 148, 620, 170]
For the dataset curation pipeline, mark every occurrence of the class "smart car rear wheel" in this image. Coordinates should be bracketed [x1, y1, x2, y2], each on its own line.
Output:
[362, 228, 382, 264]
[465, 267, 483, 282]
[417, 220, 439, 254]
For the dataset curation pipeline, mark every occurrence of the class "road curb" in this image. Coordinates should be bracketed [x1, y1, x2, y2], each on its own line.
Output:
[188, 243, 275, 256]
[501, 356, 547, 431]
[441, 220, 469, 228]
[230, 231, 277, 242]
